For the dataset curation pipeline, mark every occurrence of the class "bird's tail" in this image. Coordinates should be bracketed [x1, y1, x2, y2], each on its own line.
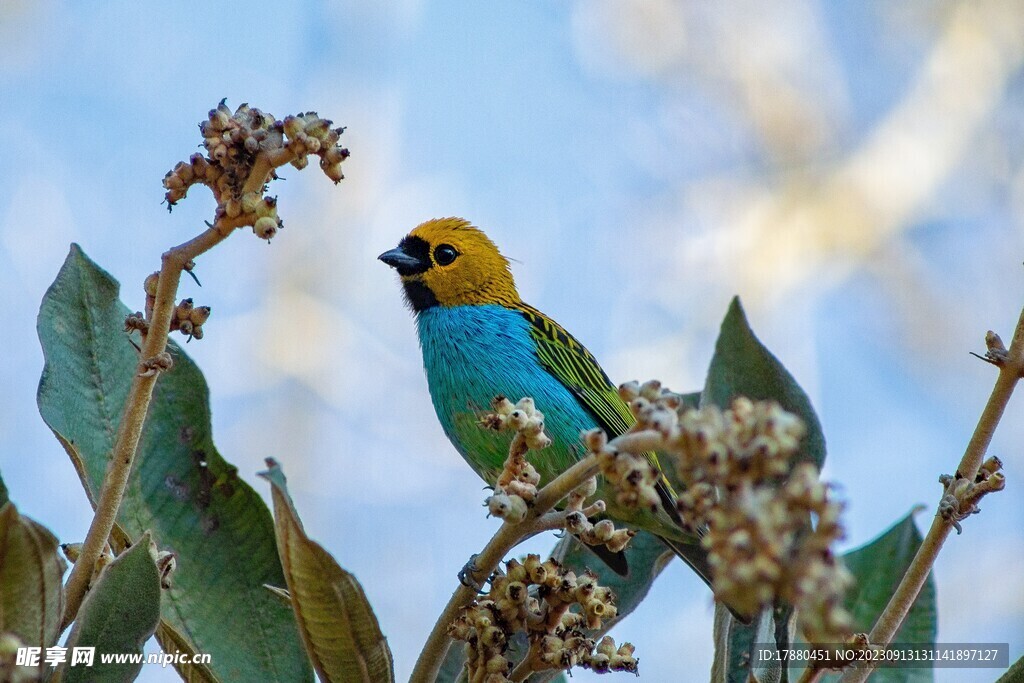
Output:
[584, 543, 629, 576]
[660, 536, 754, 625]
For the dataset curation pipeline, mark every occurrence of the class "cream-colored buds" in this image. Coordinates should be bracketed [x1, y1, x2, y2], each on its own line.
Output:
[482, 395, 554, 523]
[450, 555, 627, 681]
[253, 216, 278, 241]
[163, 101, 347, 247]
[143, 272, 159, 297]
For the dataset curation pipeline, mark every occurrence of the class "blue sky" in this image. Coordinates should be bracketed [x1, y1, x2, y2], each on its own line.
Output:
[2, 2, 1023, 681]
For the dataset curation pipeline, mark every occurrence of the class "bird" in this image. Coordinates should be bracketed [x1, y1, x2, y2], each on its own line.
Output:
[379, 217, 726, 611]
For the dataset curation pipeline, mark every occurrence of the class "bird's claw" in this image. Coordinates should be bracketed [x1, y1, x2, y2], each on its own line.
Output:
[458, 554, 486, 593]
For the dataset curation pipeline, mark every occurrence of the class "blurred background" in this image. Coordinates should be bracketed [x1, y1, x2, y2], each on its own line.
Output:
[2, 1, 1024, 680]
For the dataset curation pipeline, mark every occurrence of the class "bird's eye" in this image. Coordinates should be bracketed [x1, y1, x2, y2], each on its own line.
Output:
[434, 244, 459, 266]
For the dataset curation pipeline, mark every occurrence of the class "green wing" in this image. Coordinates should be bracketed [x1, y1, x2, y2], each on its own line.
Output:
[516, 306, 732, 614]
[514, 303, 683, 514]
[514, 303, 635, 438]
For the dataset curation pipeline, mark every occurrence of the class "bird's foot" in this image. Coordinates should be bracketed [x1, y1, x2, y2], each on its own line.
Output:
[458, 554, 487, 594]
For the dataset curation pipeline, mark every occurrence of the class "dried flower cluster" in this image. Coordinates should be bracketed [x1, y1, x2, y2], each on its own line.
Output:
[449, 554, 636, 682]
[127, 278, 213, 343]
[563, 476, 634, 554]
[481, 396, 550, 524]
[938, 455, 1005, 534]
[584, 423, 663, 513]
[607, 380, 853, 643]
[481, 396, 634, 555]
[161, 101, 349, 241]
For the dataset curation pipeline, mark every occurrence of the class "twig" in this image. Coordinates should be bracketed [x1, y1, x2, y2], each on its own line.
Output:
[796, 665, 826, 683]
[409, 455, 601, 683]
[839, 307, 1024, 682]
[60, 220, 237, 630]
[508, 650, 540, 682]
[59, 145, 298, 631]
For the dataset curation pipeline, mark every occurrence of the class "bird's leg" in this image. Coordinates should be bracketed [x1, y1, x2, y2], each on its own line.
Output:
[457, 553, 488, 594]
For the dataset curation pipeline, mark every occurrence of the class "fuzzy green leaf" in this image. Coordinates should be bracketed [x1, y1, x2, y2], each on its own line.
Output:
[790, 511, 937, 682]
[997, 655, 1024, 683]
[842, 512, 936, 644]
[678, 390, 702, 410]
[37, 245, 311, 683]
[260, 460, 394, 683]
[0, 502, 66, 681]
[712, 605, 791, 683]
[829, 512, 936, 683]
[59, 532, 162, 683]
[703, 297, 826, 469]
[705, 297, 823, 682]
[153, 621, 219, 683]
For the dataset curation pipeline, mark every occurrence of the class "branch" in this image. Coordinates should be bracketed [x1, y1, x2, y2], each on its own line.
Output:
[509, 651, 540, 682]
[796, 666, 826, 683]
[59, 222, 235, 630]
[409, 455, 600, 683]
[60, 102, 347, 631]
[840, 307, 1024, 682]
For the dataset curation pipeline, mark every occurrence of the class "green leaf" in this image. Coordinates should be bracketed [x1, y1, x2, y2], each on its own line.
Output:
[997, 654, 1024, 683]
[58, 532, 162, 683]
[153, 621, 219, 683]
[703, 297, 826, 469]
[791, 511, 937, 683]
[37, 245, 312, 683]
[435, 637, 469, 682]
[677, 391, 702, 410]
[842, 511, 936, 644]
[0, 468, 8, 508]
[0, 502, 66, 681]
[705, 297, 824, 682]
[712, 605, 790, 683]
[260, 459, 395, 683]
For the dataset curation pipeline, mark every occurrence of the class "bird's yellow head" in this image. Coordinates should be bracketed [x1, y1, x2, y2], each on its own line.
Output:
[379, 217, 520, 311]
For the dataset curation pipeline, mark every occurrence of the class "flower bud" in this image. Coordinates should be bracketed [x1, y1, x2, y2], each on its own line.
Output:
[639, 379, 662, 400]
[189, 306, 211, 326]
[61, 542, 83, 563]
[144, 272, 160, 297]
[175, 298, 194, 320]
[504, 581, 527, 604]
[241, 192, 261, 214]
[583, 428, 607, 453]
[618, 381, 640, 402]
[591, 519, 614, 543]
[253, 216, 278, 240]
[322, 161, 345, 183]
[574, 476, 598, 499]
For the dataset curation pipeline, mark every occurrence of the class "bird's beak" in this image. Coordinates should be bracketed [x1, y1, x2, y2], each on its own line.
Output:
[378, 246, 427, 275]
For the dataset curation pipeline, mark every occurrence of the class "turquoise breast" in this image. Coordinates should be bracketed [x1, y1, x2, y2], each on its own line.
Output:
[415, 304, 596, 484]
